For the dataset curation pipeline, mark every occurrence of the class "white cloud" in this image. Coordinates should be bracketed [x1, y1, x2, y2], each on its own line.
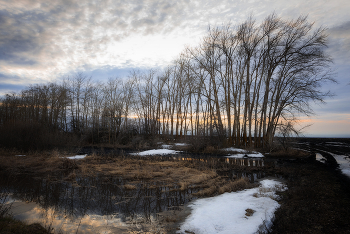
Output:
[0, 0, 349, 88]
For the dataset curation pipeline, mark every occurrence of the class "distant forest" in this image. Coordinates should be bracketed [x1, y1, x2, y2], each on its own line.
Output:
[0, 14, 334, 150]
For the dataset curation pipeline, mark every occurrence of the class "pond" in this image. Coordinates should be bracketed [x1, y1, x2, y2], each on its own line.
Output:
[0, 155, 268, 233]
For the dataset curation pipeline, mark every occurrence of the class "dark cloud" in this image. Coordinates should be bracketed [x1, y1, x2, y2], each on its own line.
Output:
[0, 73, 27, 96]
[0, 73, 23, 83]
[0, 0, 197, 72]
[327, 21, 350, 63]
[0, 9, 49, 65]
[0, 0, 349, 86]
[0, 83, 26, 95]
[328, 21, 350, 35]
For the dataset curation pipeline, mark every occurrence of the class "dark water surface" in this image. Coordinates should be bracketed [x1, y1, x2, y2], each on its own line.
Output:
[0, 156, 266, 233]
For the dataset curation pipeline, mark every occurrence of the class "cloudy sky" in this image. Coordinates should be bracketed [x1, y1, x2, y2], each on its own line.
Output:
[1, 0, 349, 137]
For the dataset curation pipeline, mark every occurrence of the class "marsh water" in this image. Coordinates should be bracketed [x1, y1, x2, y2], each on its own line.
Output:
[0, 155, 267, 233]
[0, 138, 341, 233]
[1, 172, 196, 233]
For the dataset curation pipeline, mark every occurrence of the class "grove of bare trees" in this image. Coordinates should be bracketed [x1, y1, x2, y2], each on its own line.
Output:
[0, 14, 334, 150]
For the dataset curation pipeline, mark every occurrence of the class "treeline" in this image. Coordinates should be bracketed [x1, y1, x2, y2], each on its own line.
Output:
[0, 14, 333, 150]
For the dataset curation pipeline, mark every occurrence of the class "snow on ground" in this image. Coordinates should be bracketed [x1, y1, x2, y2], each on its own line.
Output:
[66, 154, 87, 160]
[316, 153, 326, 163]
[178, 179, 286, 234]
[130, 149, 179, 156]
[222, 147, 264, 158]
[226, 152, 264, 158]
[316, 150, 350, 178]
[174, 143, 189, 147]
[332, 154, 350, 178]
[161, 144, 173, 149]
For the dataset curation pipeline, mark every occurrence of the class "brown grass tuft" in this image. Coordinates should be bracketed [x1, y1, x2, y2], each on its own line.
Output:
[179, 182, 189, 191]
[193, 186, 217, 197]
[245, 208, 255, 217]
[218, 177, 251, 194]
[123, 184, 137, 190]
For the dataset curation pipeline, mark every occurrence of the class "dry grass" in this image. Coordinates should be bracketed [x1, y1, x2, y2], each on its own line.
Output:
[191, 177, 254, 197]
[0, 149, 256, 197]
[245, 208, 255, 217]
[63, 171, 76, 181]
[218, 177, 251, 194]
[123, 184, 137, 190]
[193, 185, 218, 197]
[268, 148, 310, 158]
[179, 181, 189, 191]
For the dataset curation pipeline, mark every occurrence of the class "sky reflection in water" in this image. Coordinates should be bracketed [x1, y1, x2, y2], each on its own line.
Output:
[1, 157, 265, 233]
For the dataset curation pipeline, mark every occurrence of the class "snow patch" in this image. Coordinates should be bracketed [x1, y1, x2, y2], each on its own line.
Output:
[332, 154, 350, 178]
[222, 147, 264, 158]
[131, 149, 179, 156]
[174, 143, 189, 147]
[316, 153, 326, 163]
[66, 155, 87, 160]
[226, 152, 264, 158]
[178, 179, 286, 234]
[318, 150, 350, 178]
[161, 144, 173, 149]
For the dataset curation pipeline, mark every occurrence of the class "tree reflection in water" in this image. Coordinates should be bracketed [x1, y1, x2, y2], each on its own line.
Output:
[0, 156, 266, 233]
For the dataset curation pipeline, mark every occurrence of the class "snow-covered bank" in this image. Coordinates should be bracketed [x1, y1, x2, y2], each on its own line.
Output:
[130, 149, 179, 156]
[222, 147, 264, 158]
[316, 153, 326, 163]
[332, 154, 350, 178]
[178, 179, 286, 234]
[315, 150, 350, 178]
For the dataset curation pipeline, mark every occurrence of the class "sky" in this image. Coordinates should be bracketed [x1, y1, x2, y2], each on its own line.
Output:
[0, 0, 349, 137]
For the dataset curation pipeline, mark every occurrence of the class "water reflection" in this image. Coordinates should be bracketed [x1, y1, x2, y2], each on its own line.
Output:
[9, 202, 137, 233]
[164, 155, 266, 182]
[1, 173, 199, 233]
[0, 155, 267, 233]
[158, 155, 265, 168]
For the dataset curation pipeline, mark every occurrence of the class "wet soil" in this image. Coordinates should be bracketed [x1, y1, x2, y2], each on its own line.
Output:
[267, 138, 350, 234]
[268, 158, 350, 234]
